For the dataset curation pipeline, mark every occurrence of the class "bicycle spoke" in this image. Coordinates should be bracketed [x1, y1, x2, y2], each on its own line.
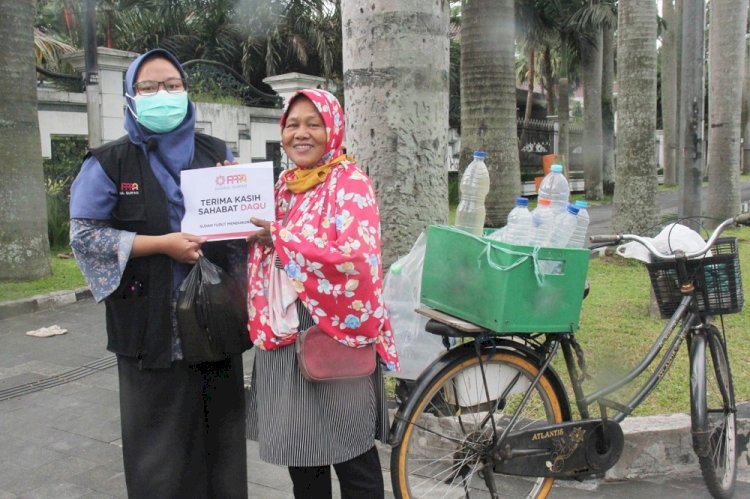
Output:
[392, 351, 563, 498]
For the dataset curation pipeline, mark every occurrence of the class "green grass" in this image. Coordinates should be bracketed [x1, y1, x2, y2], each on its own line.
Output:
[572, 225, 750, 417]
[0, 251, 85, 302]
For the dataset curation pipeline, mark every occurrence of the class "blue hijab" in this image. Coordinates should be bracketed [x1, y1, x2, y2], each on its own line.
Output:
[124, 48, 196, 232]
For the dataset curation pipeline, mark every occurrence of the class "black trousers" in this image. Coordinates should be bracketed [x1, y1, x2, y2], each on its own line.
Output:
[117, 354, 247, 499]
[288, 446, 384, 499]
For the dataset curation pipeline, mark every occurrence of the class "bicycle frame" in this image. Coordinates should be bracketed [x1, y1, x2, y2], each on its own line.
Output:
[390, 215, 746, 494]
[560, 294, 705, 423]
[477, 247, 717, 459]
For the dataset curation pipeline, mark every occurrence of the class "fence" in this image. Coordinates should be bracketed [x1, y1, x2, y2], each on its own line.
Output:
[517, 118, 584, 180]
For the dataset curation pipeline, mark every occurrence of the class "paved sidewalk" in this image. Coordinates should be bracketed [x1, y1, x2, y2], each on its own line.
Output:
[1, 297, 749, 498]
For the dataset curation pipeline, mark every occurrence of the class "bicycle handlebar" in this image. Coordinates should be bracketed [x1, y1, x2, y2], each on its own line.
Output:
[589, 213, 750, 261]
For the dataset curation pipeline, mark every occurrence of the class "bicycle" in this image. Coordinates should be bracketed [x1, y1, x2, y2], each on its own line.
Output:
[389, 214, 749, 499]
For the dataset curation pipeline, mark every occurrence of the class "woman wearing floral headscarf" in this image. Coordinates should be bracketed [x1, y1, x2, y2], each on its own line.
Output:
[245, 89, 398, 498]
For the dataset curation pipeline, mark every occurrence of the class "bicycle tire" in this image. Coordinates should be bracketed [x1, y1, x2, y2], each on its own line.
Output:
[690, 326, 737, 499]
[391, 349, 567, 499]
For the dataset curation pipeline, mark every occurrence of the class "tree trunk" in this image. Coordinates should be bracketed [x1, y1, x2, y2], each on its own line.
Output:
[519, 48, 534, 149]
[459, 0, 520, 227]
[558, 77, 570, 168]
[706, 0, 749, 227]
[342, 0, 450, 266]
[661, 0, 679, 186]
[0, 0, 51, 280]
[543, 46, 555, 116]
[601, 24, 615, 195]
[524, 48, 535, 125]
[612, 0, 658, 235]
[743, 37, 750, 175]
[580, 29, 603, 200]
[677, 0, 706, 227]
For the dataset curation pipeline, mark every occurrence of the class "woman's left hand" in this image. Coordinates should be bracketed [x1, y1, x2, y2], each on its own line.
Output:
[216, 160, 240, 167]
[248, 218, 273, 247]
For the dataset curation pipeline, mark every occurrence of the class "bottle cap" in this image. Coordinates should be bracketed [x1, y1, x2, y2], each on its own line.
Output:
[575, 200, 589, 208]
[516, 197, 528, 206]
[538, 197, 551, 206]
[551, 164, 563, 173]
[566, 204, 580, 215]
[473, 150, 486, 159]
[390, 263, 402, 275]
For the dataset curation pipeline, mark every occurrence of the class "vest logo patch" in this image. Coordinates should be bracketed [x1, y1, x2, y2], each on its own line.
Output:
[120, 182, 140, 195]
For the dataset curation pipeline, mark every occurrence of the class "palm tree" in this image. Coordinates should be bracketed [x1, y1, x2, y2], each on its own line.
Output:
[580, 28, 604, 200]
[107, 1, 341, 92]
[0, 0, 52, 280]
[601, 24, 615, 194]
[521, 0, 615, 191]
[460, 0, 521, 227]
[743, 35, 750, 175]
[113, 0, 241, 67]
[515, 2, 563, 157]
[705, 0, 749, 226]
[612, 0, 658, 234]
[661, 0, 679, 186]
[342, 0, 450, 265]
[34, 28, 77, 71]
[677, 0, 706, 225]
[567, 1, 616, 201]
[35, 0, 82, 47]
[237, 0, 342, 88]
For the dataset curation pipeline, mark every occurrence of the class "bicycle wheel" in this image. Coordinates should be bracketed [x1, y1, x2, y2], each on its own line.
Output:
[691, 327, 737, 499]
[391, 349, 567, 499]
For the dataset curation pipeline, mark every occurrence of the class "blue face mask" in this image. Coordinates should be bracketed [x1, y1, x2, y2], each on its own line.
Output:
[129, 90, 188, 133]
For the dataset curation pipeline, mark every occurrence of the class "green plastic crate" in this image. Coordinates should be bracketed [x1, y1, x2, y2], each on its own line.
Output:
[420, 225, 590, 333]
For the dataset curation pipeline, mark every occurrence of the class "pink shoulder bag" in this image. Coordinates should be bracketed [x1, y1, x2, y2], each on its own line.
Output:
[295, 326, 376, 382]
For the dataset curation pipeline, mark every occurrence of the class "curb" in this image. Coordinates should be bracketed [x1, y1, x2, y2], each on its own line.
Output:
[606, 407, 750, 480]
[0, 287, 93, 320]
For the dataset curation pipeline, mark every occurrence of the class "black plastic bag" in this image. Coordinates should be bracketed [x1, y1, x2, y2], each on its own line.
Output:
[177, 255, 249, 363]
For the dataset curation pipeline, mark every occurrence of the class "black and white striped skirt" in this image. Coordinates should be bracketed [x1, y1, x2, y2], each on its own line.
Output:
[246, 342, 390, 467]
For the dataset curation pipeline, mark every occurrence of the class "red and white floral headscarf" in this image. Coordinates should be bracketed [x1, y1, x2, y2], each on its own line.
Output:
[281, 88, 345, 165]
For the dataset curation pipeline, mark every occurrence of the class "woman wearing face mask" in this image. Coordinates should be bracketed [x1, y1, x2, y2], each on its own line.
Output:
[245, 89, 399, 499]
[69, 48, 250, 498]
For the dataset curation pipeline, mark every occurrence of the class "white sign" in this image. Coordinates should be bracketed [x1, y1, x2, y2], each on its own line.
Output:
[181, 163, 275, 240]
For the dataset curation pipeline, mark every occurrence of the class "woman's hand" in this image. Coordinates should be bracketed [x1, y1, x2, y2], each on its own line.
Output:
[131, 232, 206, 263]
[161, 232, 206, 263]
[248, 218, 273, 247]
[216, 160, 240, 167]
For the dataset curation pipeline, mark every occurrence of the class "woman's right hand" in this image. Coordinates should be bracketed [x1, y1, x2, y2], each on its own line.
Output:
[131, 232, 206, 263]
[161, 232, 206, 263]
[248, 218, 273, 247]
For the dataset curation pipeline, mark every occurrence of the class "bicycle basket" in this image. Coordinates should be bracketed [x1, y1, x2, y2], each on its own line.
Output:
[646, 237, 744, 318]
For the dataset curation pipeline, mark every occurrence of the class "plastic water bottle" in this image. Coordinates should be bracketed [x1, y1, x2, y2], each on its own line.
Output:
[538, 163, 570, 214]
[502, 197, 533, 245]
[548, 203, 580, 248]
[568, 200, 590, 248]
[530, 197, 555, 246]
[455, 151, 490, 236]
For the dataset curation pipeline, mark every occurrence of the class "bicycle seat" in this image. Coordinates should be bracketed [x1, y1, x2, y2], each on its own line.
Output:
[425, 319, 467, 338]
[417, 306, 488, 337]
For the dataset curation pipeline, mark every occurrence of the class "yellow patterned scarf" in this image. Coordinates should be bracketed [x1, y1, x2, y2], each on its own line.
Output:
[284, 154, 351, 193]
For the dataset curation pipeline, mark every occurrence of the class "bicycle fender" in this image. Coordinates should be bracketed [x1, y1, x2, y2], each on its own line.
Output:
[689, 333, 710, 456]
[388, 339, 571, 447]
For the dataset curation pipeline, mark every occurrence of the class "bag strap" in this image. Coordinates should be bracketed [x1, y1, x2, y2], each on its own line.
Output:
[282, 194, 296, 225]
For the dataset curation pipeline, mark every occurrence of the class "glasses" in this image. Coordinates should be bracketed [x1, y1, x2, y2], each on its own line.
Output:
[134, 78, 186, 96]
